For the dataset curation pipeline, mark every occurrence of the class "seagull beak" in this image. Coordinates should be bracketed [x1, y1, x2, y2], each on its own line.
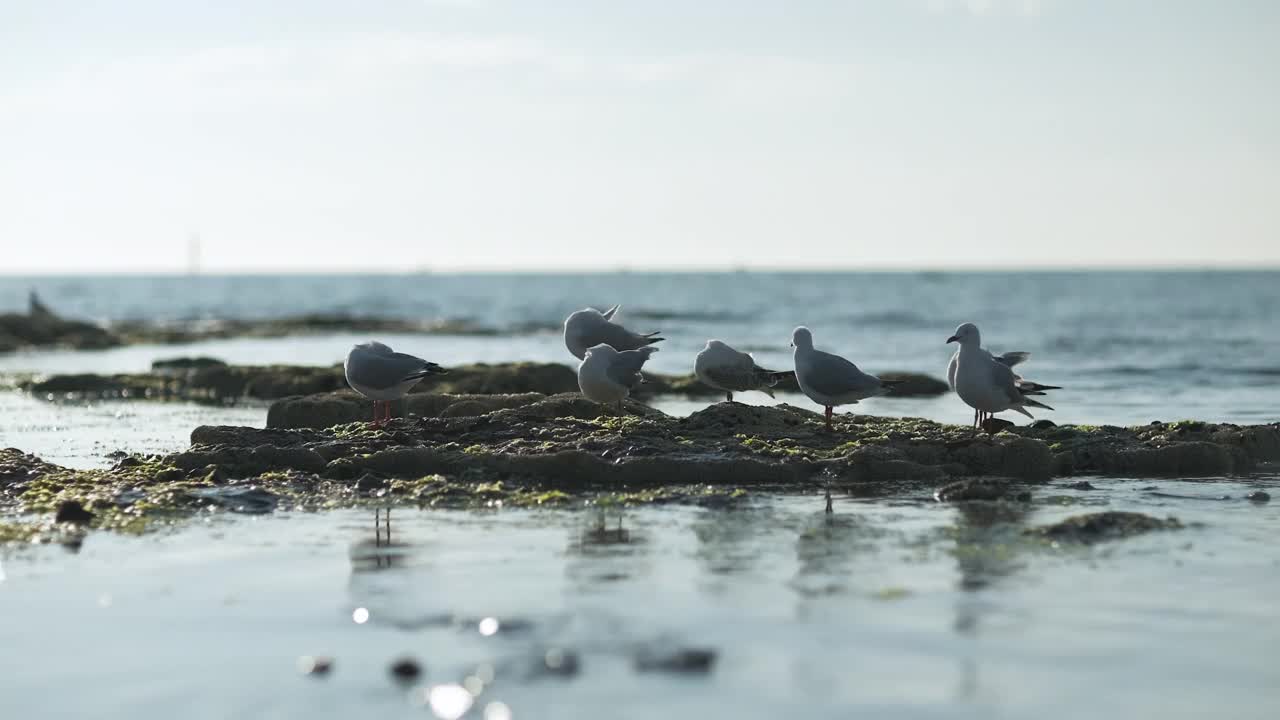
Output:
[946, 335, 959, 344]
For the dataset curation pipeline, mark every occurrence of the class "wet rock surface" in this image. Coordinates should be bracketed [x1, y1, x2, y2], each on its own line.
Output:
[934, 478, 1031, 502]
[1, 403, 1277, 542]
[1027, 511, 1184, 543]
[0, 301, 118, 353]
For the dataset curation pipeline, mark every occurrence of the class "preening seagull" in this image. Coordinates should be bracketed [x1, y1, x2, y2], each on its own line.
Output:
[577, 343, 658, 411]
[694, 339, 792, 403]
[563, 305, 663, 360]
[345, 341, 448, 425]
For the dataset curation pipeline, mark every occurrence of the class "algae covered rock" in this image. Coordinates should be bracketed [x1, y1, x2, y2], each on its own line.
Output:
[4, 404, 1278, 543]
[1027, 511, 1183, 543]
[1031, 421, 1280, 477]
[0, 448, 60, 488]
[267, 391, 548, 429]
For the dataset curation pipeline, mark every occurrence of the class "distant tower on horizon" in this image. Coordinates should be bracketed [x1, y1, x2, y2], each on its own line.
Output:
[187, 232, 202, 275]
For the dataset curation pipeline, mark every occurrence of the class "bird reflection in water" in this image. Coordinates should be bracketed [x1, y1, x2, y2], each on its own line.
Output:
[350, 508, 407, 572]
[792, 495, 866, 598]
[581, 514, 630, 546]
[565, 512, 649, 587]
[948, 498, 1035, 703]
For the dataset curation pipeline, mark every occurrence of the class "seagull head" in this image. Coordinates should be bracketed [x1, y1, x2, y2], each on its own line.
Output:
[583, 343, 619, 359]
[946, 323, 980, 346]
[790, 326, 813, 350]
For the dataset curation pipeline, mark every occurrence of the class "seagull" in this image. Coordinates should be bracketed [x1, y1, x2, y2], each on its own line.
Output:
[947, 337, 1035, 428]
[946, 323, 1059, 427]
[563, 305, 663, 360]
[577, 343, 658, 411]
[791, 327, 902, 431]
[694, 340, 792, 403]
[344, 341, 448, 425]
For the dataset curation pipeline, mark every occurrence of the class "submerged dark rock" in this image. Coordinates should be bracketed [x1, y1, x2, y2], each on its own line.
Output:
[187, 487, 279, 514]
[634, 647, 717, 674]
[1028, 511, 1183, 543]
[1246, 490, 1270, 503]
[54, 500, 95, 525]
[934, 478, 1030, 502]
[389, 658, 423, 682]
[152, 357, 228, 373]
[298, 656, 333, 676]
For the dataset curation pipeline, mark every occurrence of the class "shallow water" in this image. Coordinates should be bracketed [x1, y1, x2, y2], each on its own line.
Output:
[3, 483, 1279, 719]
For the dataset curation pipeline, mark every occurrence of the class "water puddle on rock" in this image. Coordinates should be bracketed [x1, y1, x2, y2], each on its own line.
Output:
[2, 480, 1279, 719]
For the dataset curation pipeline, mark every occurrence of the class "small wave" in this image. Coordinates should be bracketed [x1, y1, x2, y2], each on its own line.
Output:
[1100, 364, 1280, 380]
[1239, 367, 1280, 377]
[846, 310, 933, 328]
[625, 309, 750, 323]
[1107, 364, 1205, 376]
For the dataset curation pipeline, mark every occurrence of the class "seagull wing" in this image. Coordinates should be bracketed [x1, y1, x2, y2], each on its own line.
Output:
[606, 348, 657, 389]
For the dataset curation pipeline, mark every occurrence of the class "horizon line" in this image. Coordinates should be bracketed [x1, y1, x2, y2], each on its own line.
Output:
[3, 263, 1280, 277]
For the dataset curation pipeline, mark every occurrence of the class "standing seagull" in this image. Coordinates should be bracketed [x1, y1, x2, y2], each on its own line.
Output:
[345, 341, 448, 425]
[694, 340, 792, 403]
[563, 305, 664, 360]
[791, 327, 901, 431]
[577, 344, 658, 411]
[947, 335, 1035, 428]
[946, 323, 1059, 427]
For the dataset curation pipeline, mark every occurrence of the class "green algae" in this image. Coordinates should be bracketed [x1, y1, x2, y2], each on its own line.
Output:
[0, 521, 46, 543]
[4, 404, 1278, 543]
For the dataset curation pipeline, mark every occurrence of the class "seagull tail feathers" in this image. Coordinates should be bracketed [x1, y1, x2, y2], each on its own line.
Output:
[405, 362, 448, 380]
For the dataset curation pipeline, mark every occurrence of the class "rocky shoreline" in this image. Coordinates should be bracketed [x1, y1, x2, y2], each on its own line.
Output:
[0, 295, 517, 354]
[13, 358, 950, 406]
[2, 396, 1276, 543]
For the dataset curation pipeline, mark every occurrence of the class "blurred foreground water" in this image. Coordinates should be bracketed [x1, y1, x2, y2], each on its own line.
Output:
[3, 487, 1279, 720]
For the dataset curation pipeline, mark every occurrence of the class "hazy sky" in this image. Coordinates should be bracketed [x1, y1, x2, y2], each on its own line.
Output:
[2, 0, 1277, 272]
